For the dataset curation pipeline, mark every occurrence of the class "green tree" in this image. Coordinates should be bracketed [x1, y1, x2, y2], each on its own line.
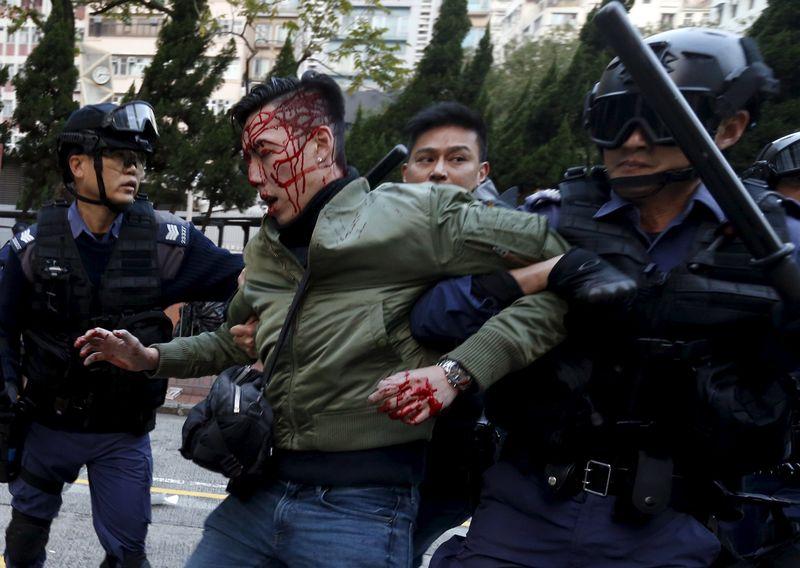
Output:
[729, 0, 800, 170]
[136, 0, 237, 209]
[347, 0, 470, 173]
[268, 33, 298, 79]
[192, 113, 253, 228]
[458, 24, 493, 109]
[219, 0, 407, 92]
[12, 0, 78, 210]
[484, 37, 576, 131]
[491, 0, 633, 191]
[491, 62, 557, 189]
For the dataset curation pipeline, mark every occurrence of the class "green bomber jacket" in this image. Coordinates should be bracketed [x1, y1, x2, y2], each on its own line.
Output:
[154, 177, 569, 452]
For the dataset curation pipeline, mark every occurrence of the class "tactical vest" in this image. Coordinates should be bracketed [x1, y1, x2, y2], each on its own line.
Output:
[22, 197, 173, 435]
[488, 170, 794, 478]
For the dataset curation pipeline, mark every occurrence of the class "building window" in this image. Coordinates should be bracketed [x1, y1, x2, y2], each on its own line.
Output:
[2, 99, 16, 119]
[255, 22, 287, 44]
[208, 99, 231, 115]
[467, 0, 489, 12]
[551, 12, 577, 27]
[89, 16, 162, 37]
[660, 13, 675, 27]
[462, 27, 483, 49]
[254, 23, 271, 44]
[111, 55, 152, 77]
[251, 58, 273, 79]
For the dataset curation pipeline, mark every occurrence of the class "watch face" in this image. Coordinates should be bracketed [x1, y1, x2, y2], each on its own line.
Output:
[92, 65, 111, 85]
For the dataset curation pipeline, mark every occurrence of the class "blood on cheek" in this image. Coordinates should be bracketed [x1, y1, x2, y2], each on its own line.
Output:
[378, 372, 443, 422]
[242, 93, 330, 215]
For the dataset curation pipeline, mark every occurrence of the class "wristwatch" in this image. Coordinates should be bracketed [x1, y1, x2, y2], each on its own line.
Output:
[437, 358, 475, 392]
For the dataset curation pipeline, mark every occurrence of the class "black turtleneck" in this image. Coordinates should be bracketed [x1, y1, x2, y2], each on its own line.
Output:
[278, 167, 359, 265]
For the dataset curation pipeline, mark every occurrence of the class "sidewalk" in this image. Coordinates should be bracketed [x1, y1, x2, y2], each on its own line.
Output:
[159, 375, 214, 415]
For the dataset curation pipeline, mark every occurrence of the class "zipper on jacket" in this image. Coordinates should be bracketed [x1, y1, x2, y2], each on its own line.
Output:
[263, 234, 308, 446]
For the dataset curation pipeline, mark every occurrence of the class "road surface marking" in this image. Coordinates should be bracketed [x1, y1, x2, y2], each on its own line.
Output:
[73, 478, 226, 500]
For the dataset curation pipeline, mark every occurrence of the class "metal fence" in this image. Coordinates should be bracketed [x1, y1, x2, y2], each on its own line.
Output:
[1, 209, 261, 252]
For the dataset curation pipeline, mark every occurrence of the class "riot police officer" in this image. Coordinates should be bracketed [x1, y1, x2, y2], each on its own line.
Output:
[721, 131, 800, 559]
[0, 101, 244, 567]
[415, 28, 800, 567]
[748, 132, 800, 202]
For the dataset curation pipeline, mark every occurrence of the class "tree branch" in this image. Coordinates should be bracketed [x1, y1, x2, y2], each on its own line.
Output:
[90, 0, 174, 17]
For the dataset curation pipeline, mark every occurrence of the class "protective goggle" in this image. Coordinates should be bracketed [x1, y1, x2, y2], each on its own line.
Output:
[101, 148, 148, 170]
[772, 138, 800, 179]
[586, 91, 720, 149]
[102, 101, 159, 137]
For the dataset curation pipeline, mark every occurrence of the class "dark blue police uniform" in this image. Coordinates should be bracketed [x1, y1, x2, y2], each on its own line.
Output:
[0, 200, 243, 566]
[414, 180, 800, 567]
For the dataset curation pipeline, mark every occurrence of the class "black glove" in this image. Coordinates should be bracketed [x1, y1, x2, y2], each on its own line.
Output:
[548, 248, 637, 305]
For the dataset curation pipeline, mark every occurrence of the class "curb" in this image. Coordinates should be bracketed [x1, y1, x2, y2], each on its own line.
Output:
[158, 400, 196, 416]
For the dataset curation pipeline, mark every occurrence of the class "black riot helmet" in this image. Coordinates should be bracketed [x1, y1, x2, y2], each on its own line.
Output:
[745, 132, 800, 186]
[584, 27, 778, 151]
[57, 101, 159, 210]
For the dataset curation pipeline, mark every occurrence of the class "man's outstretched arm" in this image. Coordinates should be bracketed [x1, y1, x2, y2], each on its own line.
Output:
[76, 288, 255, 378]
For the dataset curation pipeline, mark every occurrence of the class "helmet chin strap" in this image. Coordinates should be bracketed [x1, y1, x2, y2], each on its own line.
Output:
[64, 154, 128, 213]
[608, 167, 698, 199]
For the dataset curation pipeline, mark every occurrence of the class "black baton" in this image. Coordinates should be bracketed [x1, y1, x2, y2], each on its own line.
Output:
[365, 144, 408, 190]
[594, 2, 800, 304]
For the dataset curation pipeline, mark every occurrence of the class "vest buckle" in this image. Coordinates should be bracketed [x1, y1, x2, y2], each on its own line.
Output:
[43, 259, 70, 280]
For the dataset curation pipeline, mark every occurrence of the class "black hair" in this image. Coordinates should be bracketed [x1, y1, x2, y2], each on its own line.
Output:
[404, 102, 488, 161]
[230, 71, 347, 170]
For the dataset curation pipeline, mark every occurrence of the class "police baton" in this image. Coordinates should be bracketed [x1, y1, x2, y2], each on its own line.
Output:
[365, 144, 408, 190]
[594, 1, 800, 304]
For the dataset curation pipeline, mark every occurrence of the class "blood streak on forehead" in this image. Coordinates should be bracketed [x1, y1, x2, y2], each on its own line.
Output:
[242, 91, 330, 214]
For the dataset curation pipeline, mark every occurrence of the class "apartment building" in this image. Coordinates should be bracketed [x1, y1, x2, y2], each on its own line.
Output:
[628, 0, 713, 31]
[710, 0, 767, 32]
[493, 0, 714, 63]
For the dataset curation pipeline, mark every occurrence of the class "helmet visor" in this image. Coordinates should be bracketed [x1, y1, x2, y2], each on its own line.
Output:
[773, 138, 800, 179]
[587, 91, 718, 149]
[105, 101, 158, 136]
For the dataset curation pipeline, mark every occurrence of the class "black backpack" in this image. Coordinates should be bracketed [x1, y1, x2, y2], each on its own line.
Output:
[180, 365, 273, 495]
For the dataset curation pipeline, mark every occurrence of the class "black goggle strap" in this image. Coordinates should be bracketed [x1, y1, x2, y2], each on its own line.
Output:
[64, 182, 105, 206]
[87, 153, 125, 213]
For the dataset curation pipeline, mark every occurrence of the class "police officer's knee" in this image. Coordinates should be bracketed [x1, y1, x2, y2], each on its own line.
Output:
[5, 508, 52, 567]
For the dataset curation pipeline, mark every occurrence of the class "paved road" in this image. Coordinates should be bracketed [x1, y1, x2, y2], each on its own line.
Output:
[0, 412, 465, 567]
[0, 413, 227, 567]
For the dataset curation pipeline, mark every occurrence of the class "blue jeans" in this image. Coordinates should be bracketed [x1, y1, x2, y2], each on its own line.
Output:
[431, 461, 720, 568]
[187, 480, 418, 567]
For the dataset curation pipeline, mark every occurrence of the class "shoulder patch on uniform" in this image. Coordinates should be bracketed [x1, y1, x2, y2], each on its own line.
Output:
[9, 225, 37, 253]
[523, 188, 561, 210]
[156, 212, 190, 247]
